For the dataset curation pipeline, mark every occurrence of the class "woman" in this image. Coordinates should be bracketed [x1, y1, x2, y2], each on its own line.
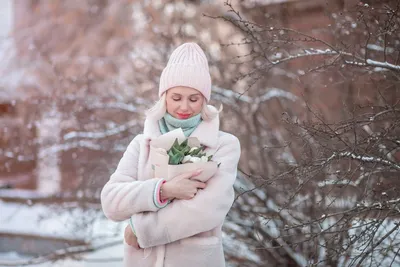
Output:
[101, 42, 241, 267]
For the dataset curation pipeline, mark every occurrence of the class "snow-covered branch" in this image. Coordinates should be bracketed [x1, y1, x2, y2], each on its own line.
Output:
[212, 86, 252, 103]
[325, 151, 400, 170]
[367, 44, 395, 53]
[355, 222, 400, 266]
[38, 141, 103, 157]
[257, 88, 298, 102]
[344, 59, 400, 72]
[318, 178, 358, 187]
[271, 49, 339, 65]
[357, 198, 400, 210]
[258, 218, 308, 267]
[318, 169, 395, 188]
[266, 49, 400, 72]
[365, 59, 400, 71]
[1, 123, 136, 162]
[63, 120, 139, 140]
[0, 150, 35, 162]
[87, 102, 139, 113]
[212, 86, 298, 104]
[344, 60, 367, 67]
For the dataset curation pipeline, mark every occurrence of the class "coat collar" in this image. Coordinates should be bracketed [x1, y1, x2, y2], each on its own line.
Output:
[143, 106, 220, 148]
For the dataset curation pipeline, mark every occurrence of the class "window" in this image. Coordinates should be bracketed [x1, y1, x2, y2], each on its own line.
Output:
[0, 102, 16, 116]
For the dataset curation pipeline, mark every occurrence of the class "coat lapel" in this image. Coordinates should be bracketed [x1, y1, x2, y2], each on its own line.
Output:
[190, 113, 219, 148]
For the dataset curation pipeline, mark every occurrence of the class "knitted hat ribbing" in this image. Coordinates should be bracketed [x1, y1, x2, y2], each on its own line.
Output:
[159, 43, 212, 102]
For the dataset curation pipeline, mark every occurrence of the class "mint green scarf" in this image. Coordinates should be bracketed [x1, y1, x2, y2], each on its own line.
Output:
[158, 113, 202, 137]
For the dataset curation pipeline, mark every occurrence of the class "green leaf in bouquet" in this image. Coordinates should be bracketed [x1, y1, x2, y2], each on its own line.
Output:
[169, 152, 184, 165]
[208, 155, 213, 161]
[182, 146, 191, 155]
[190, 147, 202, 156]
[170, 145, 183, 155]
[177, 153, 185, 164]
[172, 138, 180, 149]
[168, 155, 176, 164]
[217, 163, 221, 168]
[179, 139, 189, 149]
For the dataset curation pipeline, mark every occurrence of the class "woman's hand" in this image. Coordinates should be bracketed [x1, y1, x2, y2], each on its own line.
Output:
[161, 169, 206, 200]
[124, 225, 140, 249]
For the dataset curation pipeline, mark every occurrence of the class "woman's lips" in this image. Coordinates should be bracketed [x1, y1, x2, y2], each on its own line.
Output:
[177, 113, 191, 119]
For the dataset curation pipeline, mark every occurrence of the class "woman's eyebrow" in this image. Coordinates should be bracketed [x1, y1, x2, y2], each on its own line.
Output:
[172, 93, 200, 97]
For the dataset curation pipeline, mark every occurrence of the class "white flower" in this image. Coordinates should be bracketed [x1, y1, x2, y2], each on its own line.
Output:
[190, 156, 201, 163]
[189, 147, 198, 153]
[201, 156, 208, 162]
[182, 155, 192, 163]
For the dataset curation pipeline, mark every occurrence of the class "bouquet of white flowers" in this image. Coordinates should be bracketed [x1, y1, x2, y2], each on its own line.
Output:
[149, 128, 219, 182]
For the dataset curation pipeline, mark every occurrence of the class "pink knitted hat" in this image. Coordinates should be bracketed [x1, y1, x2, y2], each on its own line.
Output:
[159, 43, 212, 102]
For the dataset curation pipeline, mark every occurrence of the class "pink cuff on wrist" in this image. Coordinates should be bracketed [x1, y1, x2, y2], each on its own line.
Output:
[153, 179, 168, 209]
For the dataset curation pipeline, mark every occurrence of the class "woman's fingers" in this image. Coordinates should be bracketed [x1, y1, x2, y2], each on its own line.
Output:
[124, 225, 140, 248]
[131, 240, 140, 249]
[174, 169, 203, 180]
[124, 226, 132, 245]
[191, 169, 203, 177]
[195, 181, 206, 189]
[126, 235, 140, 249]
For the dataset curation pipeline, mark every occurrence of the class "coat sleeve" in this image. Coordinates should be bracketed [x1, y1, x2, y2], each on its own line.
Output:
[101, 135, 167, 222]
[131, 134, 241, 248]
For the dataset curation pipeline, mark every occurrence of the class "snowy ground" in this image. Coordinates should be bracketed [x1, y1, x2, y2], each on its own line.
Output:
[1, 198, 399, 267]
[0, 199, 255, 267]
[0, 199, 124, 267]
[0, 245, 124, 267]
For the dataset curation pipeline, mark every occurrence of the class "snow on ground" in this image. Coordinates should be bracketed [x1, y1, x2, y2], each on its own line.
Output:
[0, 201, 117, 241]
[0, 200, 125, 266]
[0, 246, 124, 267]
[1, 198, 399, 266]
[0, 199, 261, 267]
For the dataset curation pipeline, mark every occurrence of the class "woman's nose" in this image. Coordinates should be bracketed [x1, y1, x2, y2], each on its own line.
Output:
[180, 100, 189, 111]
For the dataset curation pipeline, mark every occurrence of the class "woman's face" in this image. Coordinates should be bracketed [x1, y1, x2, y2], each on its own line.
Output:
[165, 86, 204, 119]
